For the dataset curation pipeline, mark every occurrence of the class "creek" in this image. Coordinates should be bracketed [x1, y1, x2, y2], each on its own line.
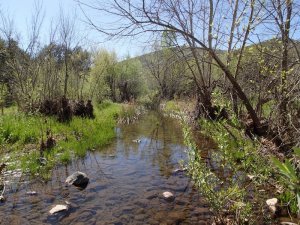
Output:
[0, 112, 213, 225]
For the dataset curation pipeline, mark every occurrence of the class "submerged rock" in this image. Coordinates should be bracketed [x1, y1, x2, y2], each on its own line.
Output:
[49, 204, 69, 215]
[65, 171, 89, 189]
[162, 191, 175, 202]
[145, 191, 158, 200]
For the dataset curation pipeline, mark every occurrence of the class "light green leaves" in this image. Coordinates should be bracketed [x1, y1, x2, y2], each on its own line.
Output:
[272, 147, 300, 214]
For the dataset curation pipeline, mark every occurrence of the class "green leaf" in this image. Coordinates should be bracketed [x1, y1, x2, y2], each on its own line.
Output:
[293, 147, 300, 158]
[284, 160, 298, 181]
[272, 157, 289, 176]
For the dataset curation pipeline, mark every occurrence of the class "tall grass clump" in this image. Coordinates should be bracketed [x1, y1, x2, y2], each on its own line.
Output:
[0, 103, 121, 178]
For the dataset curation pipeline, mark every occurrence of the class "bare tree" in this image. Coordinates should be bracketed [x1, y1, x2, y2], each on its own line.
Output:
[79, 0, 264, 129]
[58, 8, 76, 97]
[0, 0, 45, 111]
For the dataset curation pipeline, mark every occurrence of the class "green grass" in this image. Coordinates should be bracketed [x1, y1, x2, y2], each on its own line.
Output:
[183, 118, 275, 223]
[0, 102, 121, 178]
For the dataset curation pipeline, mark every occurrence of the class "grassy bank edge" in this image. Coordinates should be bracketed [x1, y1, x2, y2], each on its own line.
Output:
[163, 99, 298, 224]
[0, 102, 121, 179]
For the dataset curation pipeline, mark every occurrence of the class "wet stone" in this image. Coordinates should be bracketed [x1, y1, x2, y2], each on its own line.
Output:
[0, 195, 5, 203]
[65, 171, 89, 190]
[145, 191, 158, 200]
[162, 191, 175, 202]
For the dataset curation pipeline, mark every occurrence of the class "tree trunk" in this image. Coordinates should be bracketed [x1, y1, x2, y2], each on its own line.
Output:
[63, 50, 69, 97]
[232, 90, 238, 116]
[279, 0, 292, 127]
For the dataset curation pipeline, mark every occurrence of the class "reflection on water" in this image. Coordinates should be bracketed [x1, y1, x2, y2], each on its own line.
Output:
[0, 112, 212, 225]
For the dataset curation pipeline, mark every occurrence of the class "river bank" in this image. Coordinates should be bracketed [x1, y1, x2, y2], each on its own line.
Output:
[162, 99, 300, 224]
[0, 102, 121, 178]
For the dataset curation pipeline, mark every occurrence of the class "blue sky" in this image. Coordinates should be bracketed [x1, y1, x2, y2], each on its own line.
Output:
[0, 0, 147, 58]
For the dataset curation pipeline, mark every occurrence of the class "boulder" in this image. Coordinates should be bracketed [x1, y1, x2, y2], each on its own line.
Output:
[65, 171, 89, 189]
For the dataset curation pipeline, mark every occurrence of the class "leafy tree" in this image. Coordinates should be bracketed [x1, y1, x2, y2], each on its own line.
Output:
[116, 57, 143, 102]
[89, 49, 118, 102]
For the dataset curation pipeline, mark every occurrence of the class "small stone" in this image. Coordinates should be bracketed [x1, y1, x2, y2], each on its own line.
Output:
[247, 175, 255, 180]
[162, 191, 175, 202]
[266, 198, 278, 214]
[49, 204, 69, 215]
[65, 171, 89, 189]
[0, 195, 5, 203]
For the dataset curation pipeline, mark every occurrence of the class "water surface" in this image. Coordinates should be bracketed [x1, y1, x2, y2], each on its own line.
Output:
[0, 112, 212, 225]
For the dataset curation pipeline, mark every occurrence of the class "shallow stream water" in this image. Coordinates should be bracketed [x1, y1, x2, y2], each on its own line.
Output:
[0, 112, 213, 225]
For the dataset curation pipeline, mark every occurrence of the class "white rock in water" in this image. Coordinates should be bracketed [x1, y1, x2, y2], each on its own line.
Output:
[162, 191, 175, 201]
[266, 198, 278, 214]
[49, 204, 69, 215]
